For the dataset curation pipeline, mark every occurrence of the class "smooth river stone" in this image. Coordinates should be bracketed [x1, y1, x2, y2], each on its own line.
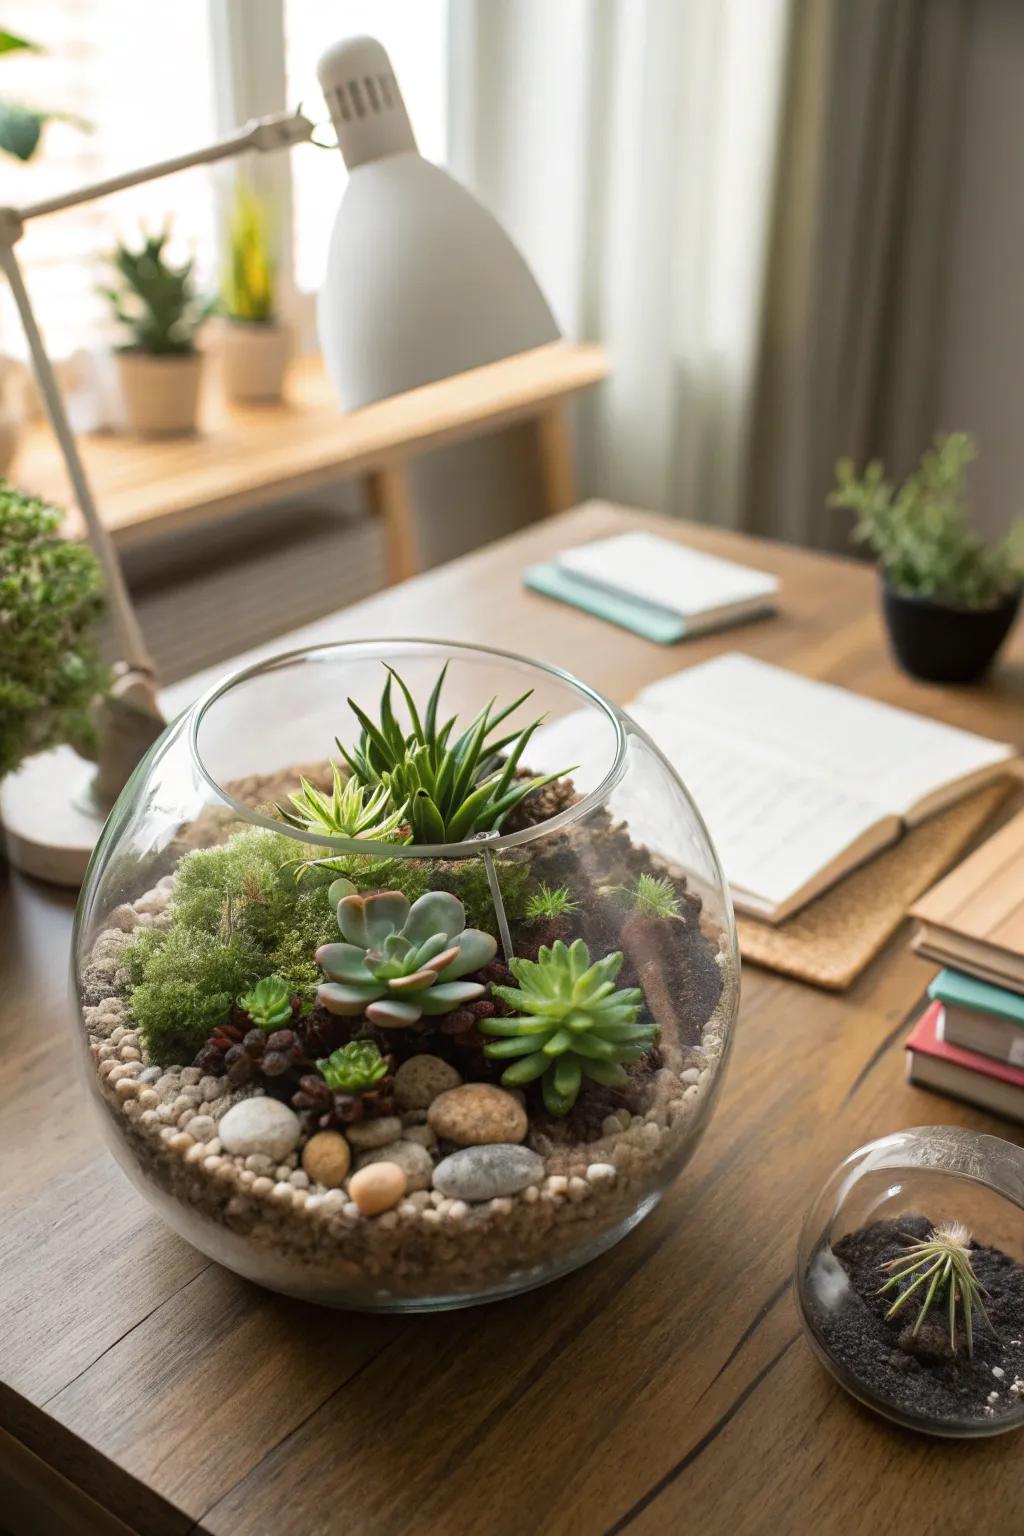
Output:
[427, 1084, 527, 1146]
[218, 1097, 302, 1160]
[393, 1054, 462, 1110]
[432, 1144, 544, 1202]
[355, 1139, 434, 1192]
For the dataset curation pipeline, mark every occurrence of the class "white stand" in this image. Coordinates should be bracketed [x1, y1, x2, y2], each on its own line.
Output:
[0, 746, 107, 885]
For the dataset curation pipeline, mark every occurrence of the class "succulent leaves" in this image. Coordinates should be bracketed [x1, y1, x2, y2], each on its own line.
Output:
[316, 1039, 390, 1093]
[876, 1221, 995, 1356]
[237, 974, 293, 1030]
[276, 763, 408, 841]
[317, 888, 497, 1027]
[337, 664, 570, 843]
[481, 939, 656, 1117]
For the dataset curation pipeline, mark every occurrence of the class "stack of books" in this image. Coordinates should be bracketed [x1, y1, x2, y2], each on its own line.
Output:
[906, 808, 1024, 1121]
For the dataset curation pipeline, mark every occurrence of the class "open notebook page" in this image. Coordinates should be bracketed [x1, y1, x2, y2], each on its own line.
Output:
[527, 705, 891, 918]
[637, 654, 1014, 822]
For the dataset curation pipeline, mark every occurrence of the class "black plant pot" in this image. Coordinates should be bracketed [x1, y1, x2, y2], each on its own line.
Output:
[881, 578, 1021, 684]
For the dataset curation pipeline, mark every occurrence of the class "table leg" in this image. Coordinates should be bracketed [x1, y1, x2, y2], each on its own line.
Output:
[366, 463, 418, 584]
[534, 404, 577, 517]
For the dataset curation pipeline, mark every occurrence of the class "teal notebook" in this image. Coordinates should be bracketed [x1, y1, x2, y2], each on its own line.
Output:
[523, 563, 689, 645]
[929, 968, 1024, 1026]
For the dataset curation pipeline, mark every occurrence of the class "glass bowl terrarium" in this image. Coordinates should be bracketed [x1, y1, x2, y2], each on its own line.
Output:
[798, 1127, 1024, 1436]
[74, 640, 738, 1309]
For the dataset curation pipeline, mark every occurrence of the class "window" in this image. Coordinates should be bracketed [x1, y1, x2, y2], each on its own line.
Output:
[284, 0, 449, 294]
[0, 1, 217, 359]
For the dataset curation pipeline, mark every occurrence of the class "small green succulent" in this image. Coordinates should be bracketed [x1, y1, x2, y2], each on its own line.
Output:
[237, 974, 293, 1030]
[481, 939, 656, 1116]
[525, 883, 579, 919]
[337, 663, 571, 843]
[876, 1221, 994, 1356]
[316, 888, 497, 1027]
[276, 763, 408, 841]
[317, 1039, 389, 1093]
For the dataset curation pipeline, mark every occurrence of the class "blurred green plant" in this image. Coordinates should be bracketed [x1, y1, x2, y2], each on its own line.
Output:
[0, 482, 107, 778]
[104, 227, 216, 355]
[829, 433, 1024, 609]
[221, 181, 277, 323]
[0, 29, 91, 162]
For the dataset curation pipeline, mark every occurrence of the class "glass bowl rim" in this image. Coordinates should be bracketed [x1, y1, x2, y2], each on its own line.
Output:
[188, 636, 630, 859]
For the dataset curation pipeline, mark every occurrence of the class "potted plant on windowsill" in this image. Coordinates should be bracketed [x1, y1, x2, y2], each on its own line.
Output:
[219, 182, 288, 403]
[104, 227, 215, 436]
[829, 433, 1023, 684]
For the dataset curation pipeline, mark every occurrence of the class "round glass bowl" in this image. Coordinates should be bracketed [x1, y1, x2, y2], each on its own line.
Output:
[73, 639, 739, 1309]
[797, 1126, 1024, 1437]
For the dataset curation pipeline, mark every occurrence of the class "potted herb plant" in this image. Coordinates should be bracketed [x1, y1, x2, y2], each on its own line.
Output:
[829, 433, 1023, 683]
[219, 182, 288, 403]
[0, 480, 106, 782]
[104, 227, 215, 436]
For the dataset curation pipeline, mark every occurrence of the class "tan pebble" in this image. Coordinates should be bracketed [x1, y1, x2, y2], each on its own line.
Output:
[140, 1109, 160, 1128]
[428, 1084, 527, 1146]
[377, 1211, 398, 1231]
[545, 1175, 569, 1195]
[239, 1169, 256, 1186]
[393, 1054, 462, 1110]
[682, 1084, 700, 1104]
[215, 1162, 236, 1184]
[680, 1067, 701, 1085]
[400, 1107, 430, 1126]
[206, 1138, 222, 1156]
[301, 1131, 351, 1189]
[289, 1169, 310, 1189]
[568, 1177, 589, 1203]
[270, 1181, 294, 1206]
[245, 1153, 274, 1174]
[291, 1188, 308, 1210]
[447, 1200, 469, 1220]
[398, 1201, 419, 1218]
[155, 1105, 175, 1124]
[345, 1116, 403, 1150]
[138, 1088, 159, 1109]
[321, 1189, 346, 1214]
[115, 1078, 139, 1099]
[199, 1075, 222, 1102]
[601, 1114, 623, 1138]
[180, 1067, 202, 1085]
[203, 1155, 223, 1172]
[409, 1190, 431, 1211]
[586, 1162, 616, 1188]
[489, 1197, 512, 1216]
[110, 1025, 125, 1044]
[186, 1142, 207, 1164]
[420, 1207, 441, 1226]
[304, 1193, 322, 1212]
[251, 1176, 274, 1196]
[349, 1162, 407, 1215]
[107, 1065, 127, 1084]
[123, 1100, 143, 1120]
[522, 1185, 540, 1203]
[119, 1046, 141, 1062]
[168, 1131, 193, 1153]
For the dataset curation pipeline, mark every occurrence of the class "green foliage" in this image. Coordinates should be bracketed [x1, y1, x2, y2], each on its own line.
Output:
[124, 828, 337, 1064]
[525, 883, 579, 920]
[0, 30, 90, 162]
[291, 848, 431, 902]
[337, 663, 571, 843]
[829, 434, 1024, 608]
[481, 939, 656, 1117]
[624, 873, 680, 921]
[104, 227, 216, 355]
[318, 888, 496, 1027]
[876, 1221, 993, 1356]
[317, 1040, 389, 1093]
[0, 482, 107, 778]
[430, 855, 533, 935]
[221, 181, 277, 323]
[276, 763, 407, 841]
[237, 974, 293, 1030]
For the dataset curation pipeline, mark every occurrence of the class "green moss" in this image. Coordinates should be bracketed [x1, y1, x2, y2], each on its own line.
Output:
[129, 927, 259, 1065]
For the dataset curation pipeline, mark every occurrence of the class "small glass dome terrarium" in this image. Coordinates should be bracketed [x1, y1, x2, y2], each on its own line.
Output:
[798, 1127, 1024, 1436]
[74, 640, 738, 1309]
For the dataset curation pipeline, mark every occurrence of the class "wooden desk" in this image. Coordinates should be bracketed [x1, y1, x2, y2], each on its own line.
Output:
[3, 503, 1023, 1536]
[13, 342, 608, 580]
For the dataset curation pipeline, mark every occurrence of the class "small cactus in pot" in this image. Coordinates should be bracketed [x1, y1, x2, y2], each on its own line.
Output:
[316, 889, 497, 1027]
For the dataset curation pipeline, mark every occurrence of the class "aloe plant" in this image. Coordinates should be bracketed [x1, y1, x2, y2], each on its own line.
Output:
[480, 938, 656, 1116]
[337, 663, 571, 843]
[317, 888, 496, 1027]
[104, 227, 216, 355]
[276, 764, 407, 841]
[221, 181, 277, 323]
[876, 1221, 994, 1355]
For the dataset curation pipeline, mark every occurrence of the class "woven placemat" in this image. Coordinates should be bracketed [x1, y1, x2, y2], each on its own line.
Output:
[737, 780, 1015, 991]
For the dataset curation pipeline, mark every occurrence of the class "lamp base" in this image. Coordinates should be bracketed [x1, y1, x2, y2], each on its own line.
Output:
[0, 745, 110, 886]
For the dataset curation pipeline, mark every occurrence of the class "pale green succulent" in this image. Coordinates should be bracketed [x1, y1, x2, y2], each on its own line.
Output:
[237, 974, 293, 1030]
[481, 938, 656, 1116]
[316, 888, 497, 1027]
[275, 763, 407, 841]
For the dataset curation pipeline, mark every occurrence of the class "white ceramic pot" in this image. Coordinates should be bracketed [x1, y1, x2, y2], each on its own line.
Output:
[115, 350, 203, 437]
[220, 320, 289, 403]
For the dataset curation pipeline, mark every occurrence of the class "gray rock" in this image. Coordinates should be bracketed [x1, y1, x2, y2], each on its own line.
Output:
[355, 1139, 434, 1192]
[218, 1097, 301, 1160]
[345, 1115, 403, 1150]
[432, 1144, 544, 1202]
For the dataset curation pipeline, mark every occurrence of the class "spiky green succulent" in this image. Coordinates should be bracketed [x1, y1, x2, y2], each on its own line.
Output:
[275, 763, 408, 841]
[237, 974, 293, 1030]
[876, 1221, 994, 1356]
[625, 873, 681, 920]
[337, 663, 570, 844]
[316, 887, 497, 1027]
[317, 1039, 389, 1093]
[481, 939, 656, 1116]
[525, 883, 579, 920]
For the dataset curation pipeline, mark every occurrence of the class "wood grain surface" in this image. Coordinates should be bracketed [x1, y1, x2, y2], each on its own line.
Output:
[3, 502, 1024, 1536]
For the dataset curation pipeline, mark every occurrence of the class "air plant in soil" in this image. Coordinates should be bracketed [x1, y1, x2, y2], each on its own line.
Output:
[337, 663, 572, 843]
[292, 1039, 395, 1128]
[480, 938, 656, 1117]
[621, 873, 682, 921]
[525, 883, 579, 920]
[316, 888, 497, 1027]
[275, 764, 408, 842]
[876, 1221, 995, 1356]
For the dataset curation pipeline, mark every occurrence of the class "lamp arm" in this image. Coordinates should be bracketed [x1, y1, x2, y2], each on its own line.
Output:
[15, 111, 314, 224]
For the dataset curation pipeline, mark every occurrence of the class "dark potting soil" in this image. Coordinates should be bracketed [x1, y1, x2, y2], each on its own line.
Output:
[809, 1215, 1024, 1426]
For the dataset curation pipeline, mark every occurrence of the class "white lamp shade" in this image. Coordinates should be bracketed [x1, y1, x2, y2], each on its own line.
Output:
[316, 37, 559, 410]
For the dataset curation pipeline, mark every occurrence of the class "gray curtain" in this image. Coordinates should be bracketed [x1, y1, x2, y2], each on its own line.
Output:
[743, 0, 970, 550]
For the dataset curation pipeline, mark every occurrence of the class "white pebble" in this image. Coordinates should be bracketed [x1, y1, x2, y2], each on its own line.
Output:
[992, 1366, 1006, 1380]
[680, 1067, 701, 1085]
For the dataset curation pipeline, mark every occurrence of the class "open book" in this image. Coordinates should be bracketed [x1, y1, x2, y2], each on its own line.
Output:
[532, 654, 1015, 924]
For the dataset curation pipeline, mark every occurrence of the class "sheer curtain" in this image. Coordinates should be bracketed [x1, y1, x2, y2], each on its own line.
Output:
[447, 0, 791, 530]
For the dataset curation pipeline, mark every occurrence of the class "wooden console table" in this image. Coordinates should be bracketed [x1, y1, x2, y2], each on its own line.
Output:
[2, 504, 1023, 1535]
[14, 341, 608, 581]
